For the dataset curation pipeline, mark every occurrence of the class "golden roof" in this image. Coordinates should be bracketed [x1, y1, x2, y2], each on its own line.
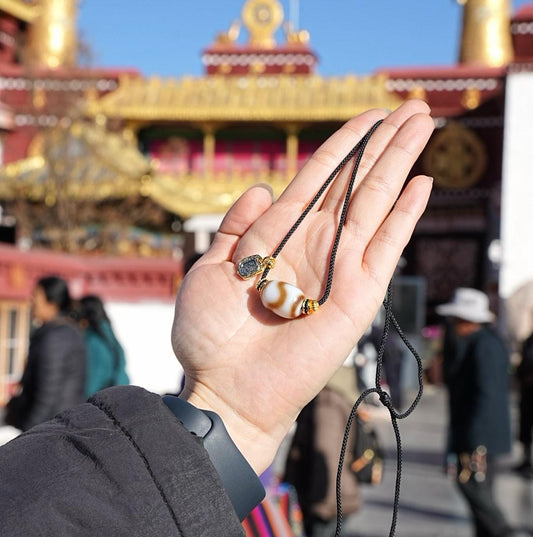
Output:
[145, 171, 289, 218]
[0, 121, 151, 203]
[2, 68, 406, 218]
[0, 121, 286, 217]
[87, 73, 403, 122]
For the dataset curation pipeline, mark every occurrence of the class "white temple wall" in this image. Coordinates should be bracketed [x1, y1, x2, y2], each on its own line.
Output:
[106, 301, 183, 395]
[500, 71, 533, 299]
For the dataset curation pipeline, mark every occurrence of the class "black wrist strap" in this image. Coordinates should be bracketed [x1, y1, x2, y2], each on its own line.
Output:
[162, 395, 265, 521]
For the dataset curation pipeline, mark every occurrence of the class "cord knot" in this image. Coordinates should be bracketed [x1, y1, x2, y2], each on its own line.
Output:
[379, 390, 392, 409]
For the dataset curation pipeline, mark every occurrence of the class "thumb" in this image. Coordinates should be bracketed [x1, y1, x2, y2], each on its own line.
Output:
[204, 183, 274, 263]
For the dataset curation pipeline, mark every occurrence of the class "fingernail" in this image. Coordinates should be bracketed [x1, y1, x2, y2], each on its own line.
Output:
[253, 183, 274, 198]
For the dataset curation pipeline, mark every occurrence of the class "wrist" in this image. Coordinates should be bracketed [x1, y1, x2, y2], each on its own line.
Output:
[181, 389, 283, 475]
[162, 394, 265, 520]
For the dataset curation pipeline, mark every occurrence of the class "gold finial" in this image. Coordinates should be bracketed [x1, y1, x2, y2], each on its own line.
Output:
[216, 19, 241, 45]
[25, 0, 78, 69]
[408, 85, 427, 102]
[461, 86, 482, 109]
[458, 0, 514, 66]
[32, 86, 46, 109]
[284, 21, 310, 45]
[242, 0, 284, 48]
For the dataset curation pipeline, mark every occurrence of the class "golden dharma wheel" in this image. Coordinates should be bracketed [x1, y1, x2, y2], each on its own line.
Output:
[423, 122, 488, 189]
[242, 0, 284, 48]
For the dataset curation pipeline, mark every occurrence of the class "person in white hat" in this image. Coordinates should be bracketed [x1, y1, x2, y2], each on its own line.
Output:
[436, 287, 495, 325]
[437, 288, 514, 537]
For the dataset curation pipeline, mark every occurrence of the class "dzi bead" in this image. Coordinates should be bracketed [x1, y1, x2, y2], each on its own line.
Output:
[259, 280, 305, 319]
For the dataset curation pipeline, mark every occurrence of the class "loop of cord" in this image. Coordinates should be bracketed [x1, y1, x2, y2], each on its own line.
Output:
[334, 283, 425, 537]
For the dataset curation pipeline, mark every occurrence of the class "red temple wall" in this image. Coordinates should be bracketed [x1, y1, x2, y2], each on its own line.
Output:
[0, 244, 182, 303]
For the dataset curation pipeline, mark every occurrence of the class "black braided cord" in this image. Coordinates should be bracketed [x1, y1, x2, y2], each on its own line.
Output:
[259, 119, 383, 297]
[334, 284, 424, 537]
[257, 119, 424, 537]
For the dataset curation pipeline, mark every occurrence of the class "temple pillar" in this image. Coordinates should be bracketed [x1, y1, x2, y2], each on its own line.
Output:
[201, 125, 216, 176]
[183, 214, 224, 253]
[285, 125, 300, 180]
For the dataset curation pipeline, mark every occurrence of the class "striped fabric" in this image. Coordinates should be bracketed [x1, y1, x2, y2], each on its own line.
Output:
[243, 484, 305, 537]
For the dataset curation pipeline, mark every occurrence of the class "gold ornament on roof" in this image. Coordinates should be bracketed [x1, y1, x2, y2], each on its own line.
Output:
[408, 85, 427, 102]
[242, 0, 284, 48]
[216, 20, 241, 45]
[461, 87, 482, 109]
[25, 0, 78, 68]
[458, 0, 513, 67]
[284, 21, 310, 45]
[423, 122, 487, 189]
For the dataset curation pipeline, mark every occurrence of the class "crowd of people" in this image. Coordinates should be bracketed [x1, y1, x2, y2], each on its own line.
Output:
[2, 275, 129, 435]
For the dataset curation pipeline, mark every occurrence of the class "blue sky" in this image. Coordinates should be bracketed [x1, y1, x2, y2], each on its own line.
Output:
[78, 1, 532, 78]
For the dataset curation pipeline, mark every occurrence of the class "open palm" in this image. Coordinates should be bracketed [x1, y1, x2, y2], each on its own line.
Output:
[172, 100, 434, 472]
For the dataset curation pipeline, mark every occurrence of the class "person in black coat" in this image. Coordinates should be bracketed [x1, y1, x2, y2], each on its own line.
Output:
[4, 276, 86, 431]
[437, 288, 514, 537]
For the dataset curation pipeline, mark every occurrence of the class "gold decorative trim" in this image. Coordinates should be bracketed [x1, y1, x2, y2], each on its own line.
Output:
[87, 74, 403, 122]
[461, 87, 481, 110]
[0, 161, 292, 217]
[148, 171, 289, 218]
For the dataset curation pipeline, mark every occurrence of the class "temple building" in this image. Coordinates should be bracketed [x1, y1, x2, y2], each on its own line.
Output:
[1, 0, 533, 400]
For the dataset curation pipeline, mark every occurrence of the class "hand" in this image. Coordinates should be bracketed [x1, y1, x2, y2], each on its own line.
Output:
[172, 100, 434, 473]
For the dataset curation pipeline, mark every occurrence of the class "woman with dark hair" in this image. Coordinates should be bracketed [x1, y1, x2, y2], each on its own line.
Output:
[79, 295, 129, 397]
[4, 276, 86, 431]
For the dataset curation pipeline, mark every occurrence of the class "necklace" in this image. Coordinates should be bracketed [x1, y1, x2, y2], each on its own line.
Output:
[236, 119, 383, 319]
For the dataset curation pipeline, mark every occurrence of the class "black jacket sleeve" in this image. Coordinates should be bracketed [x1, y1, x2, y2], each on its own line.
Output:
[0, 386, 245, 537]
